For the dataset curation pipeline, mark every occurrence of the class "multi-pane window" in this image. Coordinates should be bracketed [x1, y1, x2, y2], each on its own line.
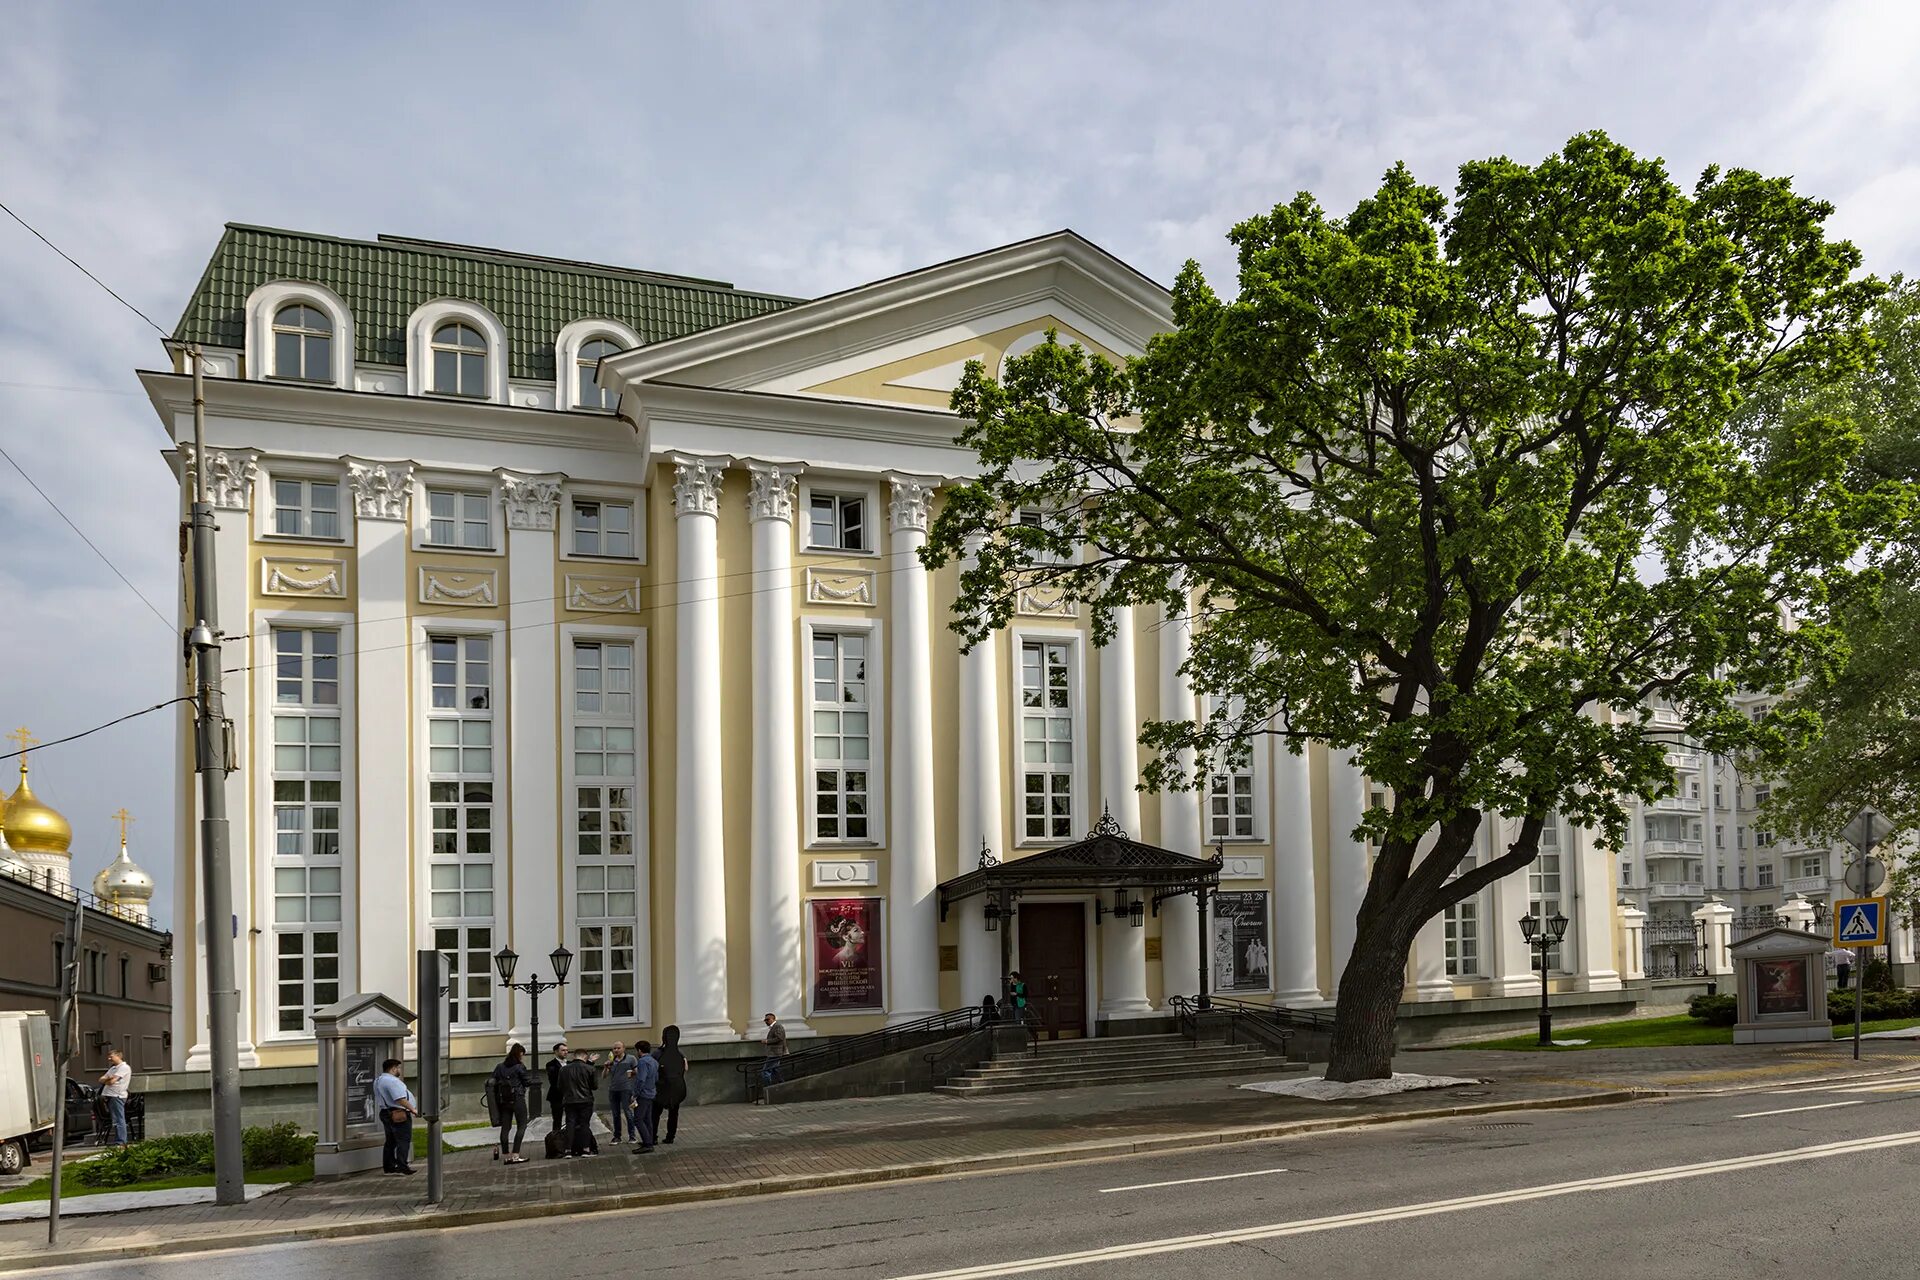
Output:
[1757, 862, 1776, 887]
[1798, 855, 1825, 880]
[428, 633, 495, 1027]
[811, 632, 871, 841]
[1443, 854, 1480, 978]
[1206, 698, 1255, 841]
[426, 488, 491, 549]
[807, 492, 866, 551]
[1020, 640, 1074, 839]
[272, 478, 340, 538]
[431, 322, 488, 397]
[573, 638, 640, 1022]
[272, 304, 332, 381]
[577, 337, 620, 410]
[1530, 820, 1564, 972]
[270, 627, 343, 1034]
[571, 499, 635, 558]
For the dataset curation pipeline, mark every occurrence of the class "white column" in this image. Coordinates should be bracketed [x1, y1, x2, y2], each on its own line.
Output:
[183, 447, 260, 1069]
[745, 464, 811, 1037]
[1271, 745, 1321, 1003]
[1489, 820, 1537, 996]
[955, 538, 1003, 1007]
[347, 459, 415, 1010]
[672, 457, 734, 1042]
[1097, 608, 1151, 1018]
[1326, 748, 1369, 993]
[1619, 902, 1648, 981]
[1573, 824, 1623, 991]
[1693, 897, 1735, 976]
[1157, 590, 1202, 999]
[887, 475, 941, 1022]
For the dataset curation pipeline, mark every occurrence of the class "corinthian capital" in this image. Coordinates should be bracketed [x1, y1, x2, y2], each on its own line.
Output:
[345, 458, 414, 521]
[745, 462, 801, 524]
[672, 455, 727, 518]
[180, 445, 259, 511]
[887, 474, 936, 535]
[498, 471, 564, 531]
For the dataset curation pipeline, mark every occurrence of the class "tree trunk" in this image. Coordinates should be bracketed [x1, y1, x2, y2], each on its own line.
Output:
[1323, 910, 1420, 1082]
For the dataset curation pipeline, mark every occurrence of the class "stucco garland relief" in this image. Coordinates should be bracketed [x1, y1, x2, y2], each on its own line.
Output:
[419, 567, 498, 607]
[1015, 582, 1076, 618]
[565, 574, 640, 612]
[1221, 855, 1265, 881]
[261, 559, 345, 599]
[805, 566, 875, 607]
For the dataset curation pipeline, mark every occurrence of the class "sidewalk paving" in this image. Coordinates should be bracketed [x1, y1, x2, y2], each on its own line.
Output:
[6, 1038, 1919, 1270]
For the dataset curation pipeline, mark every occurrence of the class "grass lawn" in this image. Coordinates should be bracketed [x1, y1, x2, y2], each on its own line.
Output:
[413, 1120, 489, 1160]
[1454, 1013, 1920, 1051]
[0, 1163, 312, 1206]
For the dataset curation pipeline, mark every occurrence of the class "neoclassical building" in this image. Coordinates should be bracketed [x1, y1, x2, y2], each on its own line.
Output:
[149, 224, 1628, 1069]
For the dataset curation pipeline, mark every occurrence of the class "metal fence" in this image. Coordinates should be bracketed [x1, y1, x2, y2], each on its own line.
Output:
[1643, 917, 1705, 978]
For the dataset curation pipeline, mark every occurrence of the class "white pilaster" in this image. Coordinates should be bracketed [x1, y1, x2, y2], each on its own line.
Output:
[348, 459, 414, 1011]
[955, 537, 1004, 1007]
[499, 470, 564, 1044]
[886, 475, 941, 1022]
[745, 463, 811, 1037]
[1573, 825, 1623, 991]
[1326, 748, 1368, 993]
[1271, 745, 1322, 1003]
[1097, 607, 1151, 1017]
[1156, 591, 1202, 999]
[672, 456, 734, 1042]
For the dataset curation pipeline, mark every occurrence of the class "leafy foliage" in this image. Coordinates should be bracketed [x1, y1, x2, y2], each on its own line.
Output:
[1685, 993, 1739, 1026]
[73, 1122, 314, 1188]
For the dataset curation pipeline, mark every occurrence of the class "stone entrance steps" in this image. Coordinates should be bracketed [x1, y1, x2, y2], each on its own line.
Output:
[936, 1034, 1301, 1096]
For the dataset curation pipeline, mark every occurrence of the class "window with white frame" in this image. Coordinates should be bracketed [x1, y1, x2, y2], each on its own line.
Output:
[572, 639, 640, 1021]
[426, 488, 492, 549]
[1797, 855, 1824, 880]
[576, 337, 621, 411]
[430, 322, 488, 397]
[1443, 854, 1480, 979]
[807, 491, 867, 552]
[1206, 696, 1255, 841]
[1756, 861, 1775, 887]
[1529, 819, 1564, 971]
[427, 634, 495, 1028]
[270, 627, 342, 1033]
[810, 631, 871, 841]
[1755, 827, 1775, 849]
[271, 304, 333, 382]
[571, 498, 635, 558]
[1020, 640, 1075, 840]
[272, 477, 341, 539]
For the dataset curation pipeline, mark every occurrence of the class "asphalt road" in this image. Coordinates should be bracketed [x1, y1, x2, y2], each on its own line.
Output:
[42, 1073, 1920, 1280]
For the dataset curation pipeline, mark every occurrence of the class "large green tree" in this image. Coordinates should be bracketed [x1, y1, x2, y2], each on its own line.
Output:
[925, 132, 1889, 1080]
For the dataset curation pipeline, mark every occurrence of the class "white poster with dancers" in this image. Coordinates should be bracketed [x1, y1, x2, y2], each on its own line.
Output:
[810, 898, 884, 1011]
[1213, 891, 1272, 993]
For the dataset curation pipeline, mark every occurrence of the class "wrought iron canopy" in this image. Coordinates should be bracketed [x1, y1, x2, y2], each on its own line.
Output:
[937, 806, 1222, 922]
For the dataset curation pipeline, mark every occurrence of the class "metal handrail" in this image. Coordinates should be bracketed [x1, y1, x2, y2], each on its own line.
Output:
[740, 1006, 983, 1101]
[923, 1025, 994, 1086]
[1168, 994, 1321, 1058]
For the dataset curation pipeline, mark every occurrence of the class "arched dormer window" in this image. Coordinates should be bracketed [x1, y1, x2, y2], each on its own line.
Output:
[430, 323, 489, 398]
[577, 338, 621, 411]
[272, 305, 333, 382]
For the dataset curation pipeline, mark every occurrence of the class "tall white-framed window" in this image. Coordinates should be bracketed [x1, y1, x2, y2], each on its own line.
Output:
[1205, 696, 1258, 842]
[269, 625, 343, 1034]
[272, 477, 341, 540]
[810, 630, 873, 842]
[567, 627, 647, 1024]
[1443, 854, 1480, 979]
[430, 322, 489, 398]
[1019, 637, 1078, 841]
[1756, 861, 1776, 888]
[807, 491, 868, 552]
[576, 337, 621, 412]
[1530, 818, 1565, 972]
[425, 487, 492, 549]
[571, 497, 635, 558]
[271, 304, 334, 382]
[426, 631, 496, 1029]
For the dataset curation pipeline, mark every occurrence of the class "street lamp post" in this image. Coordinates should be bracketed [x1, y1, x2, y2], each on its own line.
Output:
[493, 944, 573, 1109]
[1519, 911, 1571, 1047]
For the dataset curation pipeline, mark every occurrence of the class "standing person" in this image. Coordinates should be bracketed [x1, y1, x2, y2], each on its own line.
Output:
[629, 1038, 659, 1151]
[1009, 972, 1029, 1022]
[374, 1059, 417, 1175]
[489, 1043, 535, 1164]
[602, 1041, 639, 1143]
[97, 1048, 132, 1151]
[1834, 944, 1854, 991]
[560, 1047, 599, 1158]
[651, 1025, 689, 1146]
[544, 1041, 568, 1133]
[760, 1013, 787, 1091]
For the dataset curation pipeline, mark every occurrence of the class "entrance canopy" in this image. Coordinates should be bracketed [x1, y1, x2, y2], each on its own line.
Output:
[938, 807, 1222, 921]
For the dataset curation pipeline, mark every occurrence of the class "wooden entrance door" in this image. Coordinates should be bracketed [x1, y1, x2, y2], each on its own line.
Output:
[1019, 903, 1087, 1040]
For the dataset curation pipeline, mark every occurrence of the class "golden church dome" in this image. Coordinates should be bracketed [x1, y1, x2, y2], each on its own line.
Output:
[2, 767, 72, 856]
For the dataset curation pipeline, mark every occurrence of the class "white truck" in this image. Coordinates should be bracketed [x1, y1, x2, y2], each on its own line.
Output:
[0, 1011, 58, 1175]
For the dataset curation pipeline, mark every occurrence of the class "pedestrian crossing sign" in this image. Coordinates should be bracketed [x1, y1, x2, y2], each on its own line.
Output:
[1835, 897, 1887, 948]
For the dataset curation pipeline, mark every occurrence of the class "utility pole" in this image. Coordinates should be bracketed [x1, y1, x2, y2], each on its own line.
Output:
[47, 897, 83, 1247]
[188, 345, 245, 1205]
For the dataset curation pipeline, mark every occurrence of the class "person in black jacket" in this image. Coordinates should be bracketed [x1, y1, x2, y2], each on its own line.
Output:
[560, 1047, 600, 1158]
[490, 1043, 535, 1163]
[544, 1041, 568, 1133]
[651, 1025, 689, 1145]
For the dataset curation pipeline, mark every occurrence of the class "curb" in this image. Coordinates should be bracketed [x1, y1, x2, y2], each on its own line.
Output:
[0, 1089, 1641, 1272]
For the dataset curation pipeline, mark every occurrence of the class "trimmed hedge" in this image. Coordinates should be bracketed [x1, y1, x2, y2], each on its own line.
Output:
[1686, 993, 1738, 1026]
[1829, 989, 1917, 1023]
[73, 1122, 315, 1188]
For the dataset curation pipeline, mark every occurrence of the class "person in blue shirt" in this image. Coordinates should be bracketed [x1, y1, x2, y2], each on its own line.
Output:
[373, 1058, 417, 1175]
[629, 1039, 660, 1151]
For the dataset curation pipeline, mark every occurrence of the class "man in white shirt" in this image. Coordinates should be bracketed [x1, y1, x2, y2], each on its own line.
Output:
[98, 1048, 132, 1150]
[373, 1059, 418, 1175]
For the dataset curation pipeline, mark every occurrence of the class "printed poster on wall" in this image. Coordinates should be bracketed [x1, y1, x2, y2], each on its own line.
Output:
[812, 898, 884, 1011]
[1754, 956, 1810, 1016]
[1213, 891, 1271, 993]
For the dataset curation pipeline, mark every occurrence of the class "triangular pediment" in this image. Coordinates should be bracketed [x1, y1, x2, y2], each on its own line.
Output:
[601, 231, 1171, 411]
[1729, 927, 1829, 958]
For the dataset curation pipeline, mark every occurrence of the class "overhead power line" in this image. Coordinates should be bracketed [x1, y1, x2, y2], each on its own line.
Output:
[0, 696, 194, 765]
[0, 199, 169, 336]
[0, 444, 175, 633]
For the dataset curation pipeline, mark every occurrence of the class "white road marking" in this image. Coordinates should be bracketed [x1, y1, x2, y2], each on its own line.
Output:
[1099, 1167, 1290, 1194]
[1764, 1074, 1920, 1097]
[892, 1129, 1920, 1279]
[1836, 1081, 1920, 1094]
[1733, 1101, 1863, 1119]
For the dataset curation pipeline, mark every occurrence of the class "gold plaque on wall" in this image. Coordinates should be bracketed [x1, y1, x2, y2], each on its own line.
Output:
[938, 945, 959, 973]
[1144, 937, 1163, 962]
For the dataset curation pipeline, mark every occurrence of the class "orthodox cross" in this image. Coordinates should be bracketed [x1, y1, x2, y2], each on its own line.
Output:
[112, 808, 133, 846]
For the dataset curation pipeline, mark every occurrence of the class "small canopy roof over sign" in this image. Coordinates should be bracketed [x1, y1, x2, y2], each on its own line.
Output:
[310, 992, 416, 1038]
[937, 807, 1223, 922]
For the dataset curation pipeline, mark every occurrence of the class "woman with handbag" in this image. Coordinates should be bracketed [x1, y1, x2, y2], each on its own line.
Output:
[489, 1043, 535, 1163]
[373, 1058, 417, 1175]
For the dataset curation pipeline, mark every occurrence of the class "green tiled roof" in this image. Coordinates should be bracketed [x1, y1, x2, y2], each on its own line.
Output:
[172, 224, 804, 382]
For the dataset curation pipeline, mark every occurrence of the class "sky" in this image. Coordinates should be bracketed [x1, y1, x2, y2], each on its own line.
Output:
[2, 0, 1917, 931]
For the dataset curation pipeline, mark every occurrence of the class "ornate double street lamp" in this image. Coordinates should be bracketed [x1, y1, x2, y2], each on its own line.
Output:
[1519, 911, 1570, 1047]
[493, 944, 573, 1105]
